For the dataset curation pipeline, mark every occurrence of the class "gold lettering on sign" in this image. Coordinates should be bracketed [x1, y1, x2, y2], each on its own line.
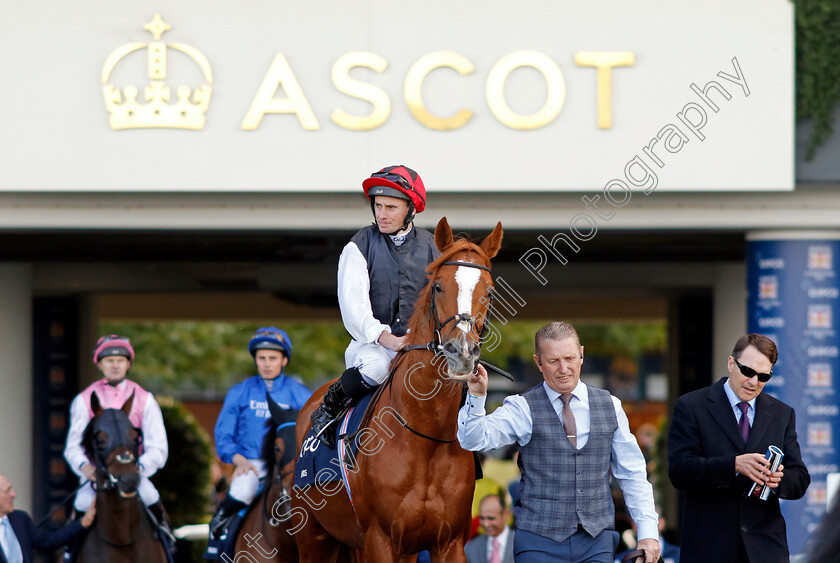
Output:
[241, 53, 320, 130]
[405, 52, 474, 131]
[574, 51, 635, 129]
[486, 51, 565, 130]
[331, 52, 390, 131]
[102, 14, 213, 130]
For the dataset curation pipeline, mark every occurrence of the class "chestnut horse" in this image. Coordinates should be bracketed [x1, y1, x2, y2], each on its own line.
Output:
[294, 217, 503, 563]
[78, 392, 167, 563]
[231, 396, 299, 562]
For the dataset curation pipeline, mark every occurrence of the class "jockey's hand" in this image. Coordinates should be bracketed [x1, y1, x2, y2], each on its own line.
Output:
[735, 453, 772, 485]
[81, 463, 96, 482]
[81, 505, 96, 528]
[378, 331, 406, 352]
[637, 538, 661, 563]
[466, 363, 488, 397]
[232, 454, 258, 478]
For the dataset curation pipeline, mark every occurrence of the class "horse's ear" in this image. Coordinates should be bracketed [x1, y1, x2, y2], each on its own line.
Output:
[91, 392, 103, 417]
[121, 391, 135, 415]
[478, 222, 503, 260]
[435, 217, 454, 251]
[266, 392, 287, 424]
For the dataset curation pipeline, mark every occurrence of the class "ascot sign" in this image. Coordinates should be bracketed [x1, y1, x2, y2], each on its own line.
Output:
[105, 16, 634, 133]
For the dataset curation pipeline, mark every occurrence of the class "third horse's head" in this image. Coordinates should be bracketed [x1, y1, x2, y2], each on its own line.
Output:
[84, 392, 142, 499]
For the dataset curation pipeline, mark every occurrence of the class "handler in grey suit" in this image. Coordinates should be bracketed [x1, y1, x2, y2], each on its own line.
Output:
[458, 321, 661, 563]
[465, 494, 515, 563]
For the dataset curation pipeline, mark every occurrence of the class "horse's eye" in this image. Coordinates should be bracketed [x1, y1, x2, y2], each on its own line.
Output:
[95, 432, 108, 447]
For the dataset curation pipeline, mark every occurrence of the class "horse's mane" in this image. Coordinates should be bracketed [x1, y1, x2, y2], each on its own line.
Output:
[260, 408, 299, 478]
[260, 419, 279, 476]
[406, 238, 492, 341]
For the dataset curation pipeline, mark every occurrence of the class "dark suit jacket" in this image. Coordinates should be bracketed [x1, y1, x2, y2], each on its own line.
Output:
[667, 378, 810, 563]
[1, 510, 85, 563]
[464, 528, 515, 563]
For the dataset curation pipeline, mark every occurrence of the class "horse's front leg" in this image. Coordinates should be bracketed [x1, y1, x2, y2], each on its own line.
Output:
[429, 540, 468, 563]
[361, 525, 400, 563]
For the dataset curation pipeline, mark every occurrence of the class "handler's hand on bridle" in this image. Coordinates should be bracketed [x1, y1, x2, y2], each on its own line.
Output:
[466, 363, 488, 397]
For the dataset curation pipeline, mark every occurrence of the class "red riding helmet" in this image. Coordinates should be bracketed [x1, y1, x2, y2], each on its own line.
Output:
[362, 165, 426, 213]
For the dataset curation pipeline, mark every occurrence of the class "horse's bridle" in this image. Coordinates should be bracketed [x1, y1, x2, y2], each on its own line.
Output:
[91, 411, 142, 493]
[394, 259, 495, 443]
[404, 260, 495, 354]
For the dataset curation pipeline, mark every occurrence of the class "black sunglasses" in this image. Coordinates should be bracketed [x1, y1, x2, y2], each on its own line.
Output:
[734, 358, 772, 382]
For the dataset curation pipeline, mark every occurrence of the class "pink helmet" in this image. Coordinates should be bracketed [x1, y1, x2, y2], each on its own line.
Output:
[93, 335, 135, 364]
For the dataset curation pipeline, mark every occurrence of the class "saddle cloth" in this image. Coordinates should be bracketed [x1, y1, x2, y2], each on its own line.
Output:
[294, 392, 375, 492]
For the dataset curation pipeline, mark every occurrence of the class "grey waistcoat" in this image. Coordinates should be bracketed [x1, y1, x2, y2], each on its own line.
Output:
[516, 383, 618, 543]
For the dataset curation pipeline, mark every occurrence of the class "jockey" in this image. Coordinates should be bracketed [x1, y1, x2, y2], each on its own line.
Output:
[63, 335, 170, 531]
[210, 328, 312, 537]
[310, 165, 440, 448]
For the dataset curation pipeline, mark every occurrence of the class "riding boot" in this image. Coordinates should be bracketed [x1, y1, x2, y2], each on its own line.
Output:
[310, 367, 374, 448]
[148, 500, 176, 548]
[209, 494, 247, 539]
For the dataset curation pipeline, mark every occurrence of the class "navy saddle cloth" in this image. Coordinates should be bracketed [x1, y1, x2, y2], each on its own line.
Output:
[295, 392, 375, 488]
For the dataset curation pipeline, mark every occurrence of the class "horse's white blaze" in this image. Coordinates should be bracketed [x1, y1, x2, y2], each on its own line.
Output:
[455, 266, 481, 333]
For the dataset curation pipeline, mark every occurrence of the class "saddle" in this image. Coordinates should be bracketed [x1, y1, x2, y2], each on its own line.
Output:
[203, 506, 249, 561]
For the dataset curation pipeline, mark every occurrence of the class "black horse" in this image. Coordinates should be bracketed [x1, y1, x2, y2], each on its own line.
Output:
[77, 392, 168, 563]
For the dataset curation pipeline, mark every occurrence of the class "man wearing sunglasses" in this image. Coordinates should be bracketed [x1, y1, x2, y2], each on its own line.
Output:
[63, 335, 172, 540]
[210, 327, 312, 537]
[667, 333, 810, 563]
[310, 165, 439, 448]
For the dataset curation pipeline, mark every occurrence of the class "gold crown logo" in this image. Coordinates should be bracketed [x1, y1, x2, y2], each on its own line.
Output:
[102, 15, 213, 130]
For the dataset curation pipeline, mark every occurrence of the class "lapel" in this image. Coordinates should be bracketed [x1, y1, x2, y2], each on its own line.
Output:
[745, 392, 776, 451]
[706, 378, 745, 451]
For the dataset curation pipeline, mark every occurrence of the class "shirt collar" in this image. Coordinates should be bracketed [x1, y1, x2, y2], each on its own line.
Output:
[724, 377, 755, 410]
[493, 525, 510, 547]
[542, 379, 587, 405]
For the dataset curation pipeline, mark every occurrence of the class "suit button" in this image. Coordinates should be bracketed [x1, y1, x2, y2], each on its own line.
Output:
[576, 508, 581, 512]
[577, 471, 582, 475]
[576, 489, 582, 494]
[741, 526, 748, 533]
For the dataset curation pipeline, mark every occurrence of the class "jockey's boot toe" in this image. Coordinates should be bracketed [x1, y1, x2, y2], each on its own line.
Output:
[311, 405, 338, 449]
[209, 495, 247, 539]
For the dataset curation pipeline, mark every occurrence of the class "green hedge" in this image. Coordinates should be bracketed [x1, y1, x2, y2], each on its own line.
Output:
[151, 396, 213, 527]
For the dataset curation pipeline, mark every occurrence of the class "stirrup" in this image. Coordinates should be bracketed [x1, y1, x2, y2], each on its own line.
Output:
[313, 416, 340, 439]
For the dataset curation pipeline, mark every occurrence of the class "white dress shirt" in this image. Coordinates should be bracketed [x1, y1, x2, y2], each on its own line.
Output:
[0, 516, 23, 563]
[457, 380, 659, 541]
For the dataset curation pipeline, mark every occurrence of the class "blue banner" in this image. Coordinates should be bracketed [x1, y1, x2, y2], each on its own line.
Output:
[747, 238, 840, 554]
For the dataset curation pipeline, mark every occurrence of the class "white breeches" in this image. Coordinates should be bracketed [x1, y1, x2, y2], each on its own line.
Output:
[74, 475, 160, 511]
[345, 340, 397, 386]
[228, 459, 267, 505]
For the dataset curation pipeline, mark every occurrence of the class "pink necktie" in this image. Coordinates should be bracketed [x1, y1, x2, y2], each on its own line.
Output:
[489, 536, 501, 563]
